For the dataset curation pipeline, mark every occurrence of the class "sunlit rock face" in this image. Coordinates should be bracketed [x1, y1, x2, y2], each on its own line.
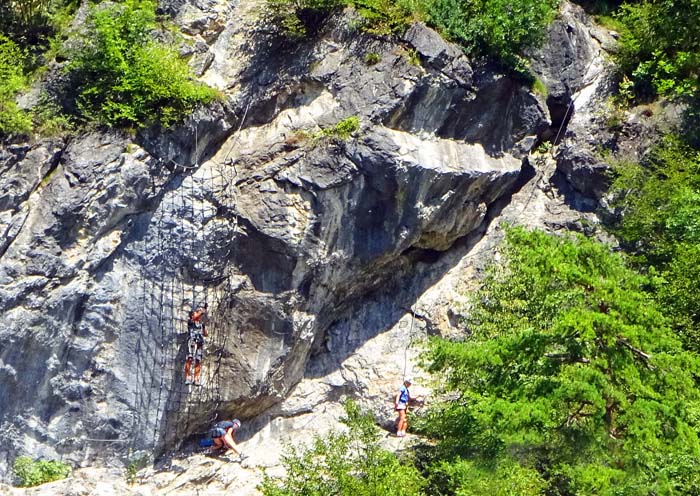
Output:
[0, 0, 620, 483]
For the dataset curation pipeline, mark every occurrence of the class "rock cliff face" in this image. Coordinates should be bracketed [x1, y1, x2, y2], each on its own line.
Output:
[0, 0, 623, 489]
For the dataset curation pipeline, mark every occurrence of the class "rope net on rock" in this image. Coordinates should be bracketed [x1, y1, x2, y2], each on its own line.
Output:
[129, 113, 246, 460]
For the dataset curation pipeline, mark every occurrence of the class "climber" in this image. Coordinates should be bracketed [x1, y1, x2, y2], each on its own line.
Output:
[394, 378, 413, 437]
[209, 419, 244, 459]
[184, 303, 208, 385]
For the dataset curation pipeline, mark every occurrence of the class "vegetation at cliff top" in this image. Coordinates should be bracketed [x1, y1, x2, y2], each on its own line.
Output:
[0, 0, 217, 138]
[68, 0, 218, 129]
[13, 456, 71, 487]
[265, 0, 561, 70]
[613, 0, 699, 103]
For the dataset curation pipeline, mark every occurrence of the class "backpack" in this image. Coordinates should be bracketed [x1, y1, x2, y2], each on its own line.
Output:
[209, 419, 240, 439]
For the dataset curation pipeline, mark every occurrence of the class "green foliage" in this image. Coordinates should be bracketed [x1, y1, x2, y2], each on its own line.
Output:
[350, 0, 419, 36]
[299, 115, 360, 144]
[68, 0, 218, 129]
[32, 99, 74, 136]
[0, 34, 31, 137]
[401, 47, 421, 67]
[265, 0, 558, 69]
[265, 0, 344, 39]
[424, 0, 560, 70]
[614, 0, 700, 101]
[125, 450, 149, 485]
[13, 456, 71, 487]
[531, 77, 547, 97]
[611, 136, 700, 350]
[260, 400, 425, 496]
[422, 227, 700, 495]
[535, 140, 552, 154]
[364, 52, 381, 65]
[428, 457, 546, 496]
[322, 115, 360, 139]
[612, 136, 700, 264]
[265, 0, 418, 38]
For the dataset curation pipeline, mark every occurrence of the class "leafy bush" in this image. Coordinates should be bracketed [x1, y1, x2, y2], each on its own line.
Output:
[531, 77, 547, 97]
[611, 136, 700, 350]
[350, 0, 419, 35]
[13, 456, 71, 487]
[67, 0, 218, 129]
[614, 0, 699, 101]
[0, 34, 31, 137]
[296, 116, 360, 145]
[364, 52, 381, 65]
[320, 115, 360, 139]
[0, 0, 53, 41]
[421, 227, 700, 495]
[266, 0, 559, 70]
[612, 136, 700, 263]
[424, 0, 560, 70]
[260, 400, 425, 495]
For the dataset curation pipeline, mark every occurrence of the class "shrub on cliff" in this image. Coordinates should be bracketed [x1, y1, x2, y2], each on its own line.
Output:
[67, 0, 218, 129]
[421, 227, 700, 494]
[265, 0, 416, 38]
[0, 34, 31, 137]
[260, 400, 425, 495]
[266, 0, 560, 70]
[13, 456, 71, 487]
[424, 0, 560, 70]
[614, 0, 699, 101]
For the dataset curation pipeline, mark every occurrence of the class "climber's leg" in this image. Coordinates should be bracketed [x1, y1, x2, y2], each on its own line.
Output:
[193, 346, 203, 385]
[184, 356, 193, 384]
[194, 360, 202, 385]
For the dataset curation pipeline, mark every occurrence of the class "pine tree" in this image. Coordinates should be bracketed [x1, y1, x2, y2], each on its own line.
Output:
[422, 227, 700, 495]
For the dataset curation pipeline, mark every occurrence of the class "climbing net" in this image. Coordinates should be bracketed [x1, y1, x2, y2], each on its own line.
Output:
[129, 106, 250, 460]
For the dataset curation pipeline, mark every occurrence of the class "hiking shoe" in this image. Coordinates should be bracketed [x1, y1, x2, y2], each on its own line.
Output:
[185, 379, 193, 385]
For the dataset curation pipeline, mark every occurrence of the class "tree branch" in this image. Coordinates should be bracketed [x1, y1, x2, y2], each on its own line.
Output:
[545, 353, 590, 364]
[559, 400, 595, 429]
[617, 337, 655, 369]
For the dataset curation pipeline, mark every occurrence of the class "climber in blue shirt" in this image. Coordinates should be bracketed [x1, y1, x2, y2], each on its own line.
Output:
[394, 378, 413, 437]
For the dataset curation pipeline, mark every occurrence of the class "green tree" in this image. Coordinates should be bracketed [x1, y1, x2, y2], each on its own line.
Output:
[612, 136, 700, 350]
[68, 0, 217, 129]
[260, 400, 425, 495]
[422, 227, 700, 495]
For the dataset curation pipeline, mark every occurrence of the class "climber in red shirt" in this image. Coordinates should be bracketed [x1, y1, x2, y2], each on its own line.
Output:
[184, 303, 208, 385]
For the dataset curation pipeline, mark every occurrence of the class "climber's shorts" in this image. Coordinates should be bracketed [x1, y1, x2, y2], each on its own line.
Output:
[187, 345, 203, 362]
